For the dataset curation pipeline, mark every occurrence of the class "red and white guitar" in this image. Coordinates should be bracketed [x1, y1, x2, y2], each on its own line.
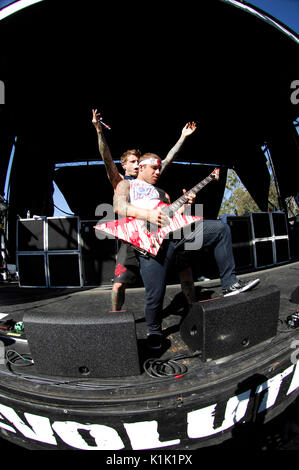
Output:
[95, 168, 220, 256]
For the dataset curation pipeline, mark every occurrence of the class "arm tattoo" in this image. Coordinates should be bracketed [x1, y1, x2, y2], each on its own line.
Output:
[113, 180, 149, 221]
[113, 180, 131, 216]
[161, 135, 185, 173]
[97, 130, 122, 189]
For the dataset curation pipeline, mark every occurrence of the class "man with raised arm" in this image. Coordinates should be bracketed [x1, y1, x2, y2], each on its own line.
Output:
[92, 110, 197, 311]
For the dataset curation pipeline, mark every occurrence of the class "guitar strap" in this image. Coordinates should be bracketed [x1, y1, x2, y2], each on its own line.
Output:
[155, 187, 169, 204]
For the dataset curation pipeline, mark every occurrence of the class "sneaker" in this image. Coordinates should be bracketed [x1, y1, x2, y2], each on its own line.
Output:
[146, 334, 164, 350]
[223, 278, 260, 297]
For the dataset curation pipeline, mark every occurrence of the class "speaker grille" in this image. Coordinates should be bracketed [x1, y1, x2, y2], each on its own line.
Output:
[180, 285, 280, 361]
[24, 310, 140, 378]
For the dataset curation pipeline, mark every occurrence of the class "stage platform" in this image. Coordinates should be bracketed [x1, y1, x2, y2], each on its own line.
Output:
[1, 261, 299, 450]
[0, 261, 299, 380]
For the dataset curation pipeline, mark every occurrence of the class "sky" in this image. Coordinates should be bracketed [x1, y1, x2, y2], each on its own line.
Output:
[248, 0, 299, 34]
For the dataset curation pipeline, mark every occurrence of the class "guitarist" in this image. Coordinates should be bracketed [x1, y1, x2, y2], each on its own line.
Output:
[114, 155, 260, 349]
[92, 110, 197, 311]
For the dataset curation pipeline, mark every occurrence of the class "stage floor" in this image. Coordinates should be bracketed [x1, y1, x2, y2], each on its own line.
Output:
[0, 260, 299, 385]
[1, 261, 299, 452]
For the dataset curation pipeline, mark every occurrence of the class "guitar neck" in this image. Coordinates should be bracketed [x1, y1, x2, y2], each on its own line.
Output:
[167, 173, 215, 214]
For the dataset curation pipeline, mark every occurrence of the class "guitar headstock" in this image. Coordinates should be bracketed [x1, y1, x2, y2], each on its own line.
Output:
[211, 168, 220, 180]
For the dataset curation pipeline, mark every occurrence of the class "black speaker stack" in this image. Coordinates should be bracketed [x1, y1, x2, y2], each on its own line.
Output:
[16, 212, 291, 287]
[16, 217, 117, 287]
[226, 212, 290, 270]
[250, 212, 290, 267]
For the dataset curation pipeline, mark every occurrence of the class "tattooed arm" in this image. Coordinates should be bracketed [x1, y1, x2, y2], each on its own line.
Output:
[113, 180, 169, 227]
[161, 121, 197, 173]
[92, 109, 123, 190]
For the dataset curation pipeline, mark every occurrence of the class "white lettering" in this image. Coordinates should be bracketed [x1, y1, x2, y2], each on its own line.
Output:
[0, 413, 16, 434]
[0, 405, 56, 444]
[290, 340, 299, 365]
[124, 421, 180, 450]
[255, 365, 294, 412]
[0, 361, 299, 450]
[187, 390, 250, 439]
[106, 455, 141, 467]
[52, 421, 124, 450]
[287, 361, 299, 395]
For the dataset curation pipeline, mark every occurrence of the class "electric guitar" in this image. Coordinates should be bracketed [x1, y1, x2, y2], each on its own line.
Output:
[95, 168, 220, 256]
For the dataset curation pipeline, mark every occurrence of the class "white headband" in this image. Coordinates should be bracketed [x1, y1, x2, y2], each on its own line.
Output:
[139, 158, 161, 167]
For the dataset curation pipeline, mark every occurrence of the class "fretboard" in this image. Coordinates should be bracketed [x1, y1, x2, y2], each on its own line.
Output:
[163, 174, 215, 216]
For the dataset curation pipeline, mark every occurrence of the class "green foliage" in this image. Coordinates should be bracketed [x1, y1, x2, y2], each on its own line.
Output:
[219, 169, 280, 216]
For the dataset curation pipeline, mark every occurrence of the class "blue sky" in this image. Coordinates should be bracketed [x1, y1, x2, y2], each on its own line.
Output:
[248, 0, 299, 33]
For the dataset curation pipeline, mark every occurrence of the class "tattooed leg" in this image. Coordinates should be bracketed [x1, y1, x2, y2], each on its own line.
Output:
[178, 267, 196, 305]
[111, 282, 126, 311]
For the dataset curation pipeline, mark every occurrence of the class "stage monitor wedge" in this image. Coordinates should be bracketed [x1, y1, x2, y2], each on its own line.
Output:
[24, 309, 140, 378]
[180, 285, 280, 361]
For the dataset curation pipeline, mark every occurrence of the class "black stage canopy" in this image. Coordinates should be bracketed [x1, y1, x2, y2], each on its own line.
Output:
[0, 0, 298, 219]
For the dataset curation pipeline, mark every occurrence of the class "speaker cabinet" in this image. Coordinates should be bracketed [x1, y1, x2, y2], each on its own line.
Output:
[255, 240, 274, 267]
[17, 254, 47, 287]
[17, 219, 45, 251]
[275, 238, 290, 263]
[226, 216, 253, 270]
[180, 285, 280, 361]
[24, 310, 140, 378]
[272, 212, 288, 236]
[249, 212, 290, 268]
[48, 253, 81, 287]
[251, 213, 272, 238]
[80, 220, 116, 286]
[17, 217, 83, 288]
[47, 217, 79, 251]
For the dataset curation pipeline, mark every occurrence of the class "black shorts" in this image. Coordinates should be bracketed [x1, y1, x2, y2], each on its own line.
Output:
[113, 242, 141, 285]
[173, 245, 192, 272]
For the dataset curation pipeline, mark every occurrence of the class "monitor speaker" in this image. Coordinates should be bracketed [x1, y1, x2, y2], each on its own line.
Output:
[24, 309, 140, 378]
[180, 285, 280, 361]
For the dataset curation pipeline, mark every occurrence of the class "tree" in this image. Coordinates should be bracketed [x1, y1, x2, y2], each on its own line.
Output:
[219, 169, 281, 216]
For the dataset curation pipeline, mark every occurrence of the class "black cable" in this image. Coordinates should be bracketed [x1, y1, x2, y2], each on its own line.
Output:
[3, 349, 200, 385]
[5, 349, 34, 367]
[143, 351, 200, 379]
